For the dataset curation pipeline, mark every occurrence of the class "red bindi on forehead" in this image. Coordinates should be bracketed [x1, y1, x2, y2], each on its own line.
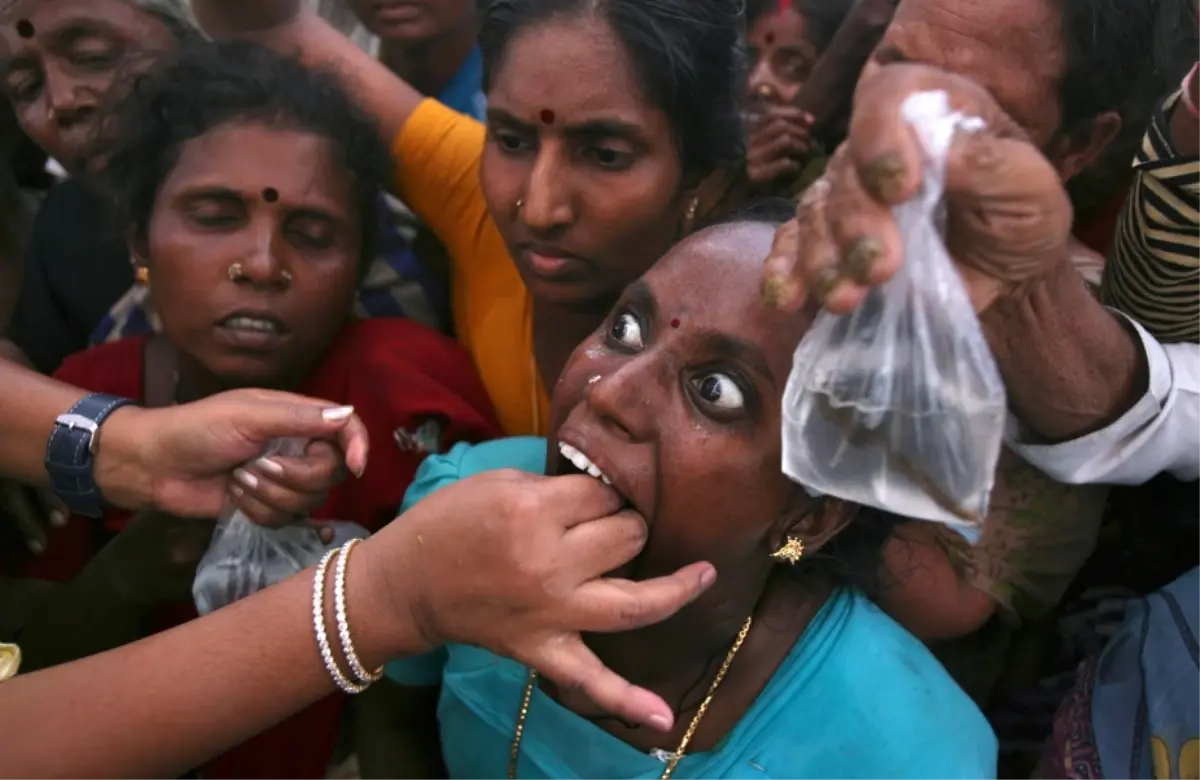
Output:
[670, 318, 680, 329]
[539, 108, 555, 125]
[262, 187, 279, 203]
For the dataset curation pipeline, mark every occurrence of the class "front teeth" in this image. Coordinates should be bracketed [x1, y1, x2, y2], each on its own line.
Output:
[558, 442, 612, 485]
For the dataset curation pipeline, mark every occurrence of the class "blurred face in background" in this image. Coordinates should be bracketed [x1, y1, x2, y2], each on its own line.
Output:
[0, 0, 177, 174]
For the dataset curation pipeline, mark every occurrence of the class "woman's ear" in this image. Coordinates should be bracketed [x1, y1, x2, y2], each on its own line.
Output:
[769, 492, 856, 558]
[128, 228, 150, 273]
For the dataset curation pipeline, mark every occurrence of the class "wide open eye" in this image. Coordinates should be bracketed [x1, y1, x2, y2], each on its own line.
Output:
[609, 311, 644, 350]
[694, 372, 745, 411]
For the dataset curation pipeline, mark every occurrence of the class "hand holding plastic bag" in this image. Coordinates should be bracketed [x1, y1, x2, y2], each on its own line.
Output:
[192, 437, 368, 615]
[782, 91, 1006, 541]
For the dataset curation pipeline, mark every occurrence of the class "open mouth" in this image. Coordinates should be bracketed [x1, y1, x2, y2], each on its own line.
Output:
[556, 441, 636, 510]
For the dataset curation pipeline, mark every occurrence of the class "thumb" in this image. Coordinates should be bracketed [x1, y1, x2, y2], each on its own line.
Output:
[228, 396, 370, 477]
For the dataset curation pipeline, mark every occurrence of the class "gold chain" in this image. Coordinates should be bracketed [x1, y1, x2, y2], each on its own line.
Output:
[508, 615, 754, 780]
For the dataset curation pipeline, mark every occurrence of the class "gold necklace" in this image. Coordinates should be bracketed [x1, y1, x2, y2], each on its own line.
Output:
[508, 615, 754, 780]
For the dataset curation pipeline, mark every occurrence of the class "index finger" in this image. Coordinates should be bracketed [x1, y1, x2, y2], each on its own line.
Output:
[532, 474, 624, 529]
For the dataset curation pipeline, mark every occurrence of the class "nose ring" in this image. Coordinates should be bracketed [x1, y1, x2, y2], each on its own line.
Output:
[47, 106, 56, 121]
[228, 262, 245, 282]
[515, 198, 524, 212]
[280, 269, 293, 283]
[588, 375, 601, 384]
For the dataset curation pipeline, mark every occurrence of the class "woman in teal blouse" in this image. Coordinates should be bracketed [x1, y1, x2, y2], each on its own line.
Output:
[384, 208, 997, 779]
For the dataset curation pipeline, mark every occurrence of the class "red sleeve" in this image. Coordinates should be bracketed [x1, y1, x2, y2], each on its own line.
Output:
[52, 337, 148, 400]
[303, 320, 500, 532]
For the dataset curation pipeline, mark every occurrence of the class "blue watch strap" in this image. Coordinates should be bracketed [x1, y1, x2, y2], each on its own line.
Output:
[45, 393, 137, 518]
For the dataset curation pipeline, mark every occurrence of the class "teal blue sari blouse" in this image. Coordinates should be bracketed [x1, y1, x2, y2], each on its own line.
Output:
[386, 438, 998, 779]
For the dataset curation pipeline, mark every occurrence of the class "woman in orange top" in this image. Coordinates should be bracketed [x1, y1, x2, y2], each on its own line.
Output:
[195, 0, 748, 435]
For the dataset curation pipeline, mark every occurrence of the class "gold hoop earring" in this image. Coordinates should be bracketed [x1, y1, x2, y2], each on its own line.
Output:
[770, 537, 805, 564]
[134, 266, 150, 285]
[228, 262, 245, 282]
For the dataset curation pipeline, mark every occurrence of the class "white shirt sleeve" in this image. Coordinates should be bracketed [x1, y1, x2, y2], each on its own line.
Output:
[1005, 315, 1199, 485]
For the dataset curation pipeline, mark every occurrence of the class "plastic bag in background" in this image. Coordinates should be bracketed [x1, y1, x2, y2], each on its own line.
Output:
[192, 437, 370, 616]
[781, 90, 1006, 542]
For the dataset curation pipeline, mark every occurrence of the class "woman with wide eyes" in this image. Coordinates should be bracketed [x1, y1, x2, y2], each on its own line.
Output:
[193, 0, 748, 437]
[375, 203, 997, 779]
[8, 40, 500, 779]
[742, 0, 855, 194]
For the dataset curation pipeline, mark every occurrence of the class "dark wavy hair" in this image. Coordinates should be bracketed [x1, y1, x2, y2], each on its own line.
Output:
[479, 0, 748, 184]
[95, 39, 391, 272]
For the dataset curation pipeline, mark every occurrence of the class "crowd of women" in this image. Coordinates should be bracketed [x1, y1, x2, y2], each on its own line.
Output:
[0, 0, 1196, 777]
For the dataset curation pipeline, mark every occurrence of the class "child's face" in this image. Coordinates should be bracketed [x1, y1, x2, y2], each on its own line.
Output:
[139, 120, 363, 389]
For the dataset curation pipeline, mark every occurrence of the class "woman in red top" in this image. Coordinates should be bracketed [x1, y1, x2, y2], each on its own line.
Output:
[15, 40, 500, 777]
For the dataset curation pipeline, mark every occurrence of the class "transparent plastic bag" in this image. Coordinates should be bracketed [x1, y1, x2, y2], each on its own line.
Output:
[192, 437, 369, 615]
[781, 90, 1006, 542]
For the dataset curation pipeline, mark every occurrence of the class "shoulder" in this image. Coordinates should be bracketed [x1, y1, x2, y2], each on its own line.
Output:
[317, 319, 499, 431]
[795, 591, 997, 777]
[394, 98, 485, 163]
[53, 337, 147, 400]
[401, 437, 547, 512]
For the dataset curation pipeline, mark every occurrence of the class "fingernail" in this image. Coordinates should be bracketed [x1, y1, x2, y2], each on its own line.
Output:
[28, 538, 45, 555]
[809, 265, 842, 303]
[322, 405, 355, 422]
[649, 714, 672, 731]
[699, 565, 717, 588]
[841, 236, 884, 284]
[230, 485, 244, 498]
[257, 457, 285, 476]
[864, 152, 907, 201]
[49, 509, 67, 528]
[762, 273, 799, 309]
[234, 468, 258, 489]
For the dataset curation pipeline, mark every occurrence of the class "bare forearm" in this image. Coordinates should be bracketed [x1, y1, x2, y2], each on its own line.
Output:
[234, 11, 421, 146]
[0, 359, 152, 506]
[798, 0, 897, 145]
[982, 259, 1148, 442]
[1169, 68, 1199, 157]
[0, 360, 89, 485]
[0, 537, 419, 778]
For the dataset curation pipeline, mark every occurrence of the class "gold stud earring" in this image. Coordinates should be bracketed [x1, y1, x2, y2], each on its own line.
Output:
[134, 266, 150, 285]
[515, 198, 524, 211]
[228, 262, 244, 282]
[770, 537, 805, 564]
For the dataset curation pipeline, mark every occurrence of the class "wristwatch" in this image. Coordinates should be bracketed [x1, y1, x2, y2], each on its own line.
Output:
[44, 393, 137, 518]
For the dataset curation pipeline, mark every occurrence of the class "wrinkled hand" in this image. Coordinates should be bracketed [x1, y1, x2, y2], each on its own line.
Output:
[0, 482, 65, 554]
[762, 63, 1073, 316]
[362, 470, 716, 732]
[746, 105, 815, 187]
[97, 389, 369, 519]
[190, 0, 301, 37]
[228, 440, 343, 541]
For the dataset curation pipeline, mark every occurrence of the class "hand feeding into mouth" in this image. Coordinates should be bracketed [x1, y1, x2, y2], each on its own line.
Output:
[558, 441, 612, 486]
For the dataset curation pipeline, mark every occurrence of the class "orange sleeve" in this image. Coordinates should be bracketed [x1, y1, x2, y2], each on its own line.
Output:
[391, 99, 494, 274]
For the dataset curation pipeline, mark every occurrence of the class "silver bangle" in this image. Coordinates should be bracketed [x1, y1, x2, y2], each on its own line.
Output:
[334, 539, 383, 686]
[312, 547, 368, 694]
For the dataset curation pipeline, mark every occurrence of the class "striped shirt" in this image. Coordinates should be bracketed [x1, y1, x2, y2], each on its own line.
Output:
[1102, 90, 1200, 344]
